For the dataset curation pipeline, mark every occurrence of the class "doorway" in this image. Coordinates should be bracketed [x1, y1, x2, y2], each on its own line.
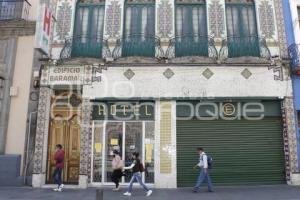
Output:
[91, 121, 155, 184]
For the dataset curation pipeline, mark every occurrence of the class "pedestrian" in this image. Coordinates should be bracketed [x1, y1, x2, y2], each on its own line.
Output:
[111, 150, 124, 191]
[53, 144, 65, 192]
[123, 152, 153, 197]
[193, 147, 213, 193]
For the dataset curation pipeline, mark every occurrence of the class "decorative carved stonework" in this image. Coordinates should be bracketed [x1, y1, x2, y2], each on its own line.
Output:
[0, 21, 36, 38]
[258, 0, 275, 39]
[208, 0, 225, 38]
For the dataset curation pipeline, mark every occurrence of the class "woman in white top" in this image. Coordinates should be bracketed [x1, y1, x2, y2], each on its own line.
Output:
[111, 150, 123, 191]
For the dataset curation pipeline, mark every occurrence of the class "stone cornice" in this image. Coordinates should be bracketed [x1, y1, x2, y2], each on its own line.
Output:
[0, 20, 36, 38]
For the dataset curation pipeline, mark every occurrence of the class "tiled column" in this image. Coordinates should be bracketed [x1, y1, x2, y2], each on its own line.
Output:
[32, 87, 52, 188]
[103, 0, 125, 59]
[255, 0, 280, 57]
[273, 0, 289, 58]
[156, 0, 175, 58]
[78, 98, 92, 188]
[155, 101, 177, 188]
[206, 0, 226, 54]
[282, 97, 300, 185]
[51, 0, 76, 59]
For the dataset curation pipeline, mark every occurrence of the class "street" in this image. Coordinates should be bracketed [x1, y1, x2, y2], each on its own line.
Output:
[0, 185, 300, 200]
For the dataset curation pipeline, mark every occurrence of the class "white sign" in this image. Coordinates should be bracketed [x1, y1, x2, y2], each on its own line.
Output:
[35, 4, 52, 55]
[41, 65, 93, 86]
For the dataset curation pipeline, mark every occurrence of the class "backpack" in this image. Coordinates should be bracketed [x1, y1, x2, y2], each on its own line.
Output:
[206, 155, 213, 169]
[139, 163, 145, 172]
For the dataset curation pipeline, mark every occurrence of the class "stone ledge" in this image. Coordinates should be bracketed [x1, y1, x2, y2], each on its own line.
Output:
[0, 20, 36, 37]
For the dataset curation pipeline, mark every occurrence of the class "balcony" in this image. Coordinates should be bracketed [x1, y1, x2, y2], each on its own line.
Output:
[117, 34, 156, 58]
[60, 36, 112, 60]
[288, 44, 300, 75]
[0, 0, 31, 21]
[227, 36, 261, 58]
[174, 35, 209, 57]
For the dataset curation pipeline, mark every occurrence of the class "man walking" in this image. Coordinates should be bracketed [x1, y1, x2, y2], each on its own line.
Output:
[53, 144, 64, 192]
[193, 147, 213, 193]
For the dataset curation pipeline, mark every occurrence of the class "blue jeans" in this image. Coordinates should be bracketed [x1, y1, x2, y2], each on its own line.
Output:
[128, 172, 150, 193]
[53, 168, 62, 187]
[194, 168, 213, 192]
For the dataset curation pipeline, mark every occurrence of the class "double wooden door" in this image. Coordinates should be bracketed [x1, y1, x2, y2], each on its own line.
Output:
[47, 114, 81, 184]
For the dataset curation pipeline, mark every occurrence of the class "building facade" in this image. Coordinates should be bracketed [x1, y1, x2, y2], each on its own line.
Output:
[284, 0, 300, 185]
[0, 0, 41, 186]
[32, 0, 300, 188]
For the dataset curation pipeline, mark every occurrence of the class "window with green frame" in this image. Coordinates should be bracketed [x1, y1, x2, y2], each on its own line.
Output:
[226, 0, 260, 57]
[123, 0, 155, 57]
[72, 0, 105, 58]
[175, 0, 208, 57]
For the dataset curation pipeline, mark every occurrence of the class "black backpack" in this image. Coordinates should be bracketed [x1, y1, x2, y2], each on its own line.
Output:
[206, 155, 213, 169]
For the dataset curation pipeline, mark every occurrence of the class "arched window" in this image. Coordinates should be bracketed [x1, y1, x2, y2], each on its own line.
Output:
[122, 0, 155, 57]
[175, 0, 208, 57]
[72, 0, 105, 58]
[225, 0, 259, 57]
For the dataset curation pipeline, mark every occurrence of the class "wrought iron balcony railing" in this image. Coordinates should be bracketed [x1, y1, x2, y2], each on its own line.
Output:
[221, 36, 271, 59]
[113, 34, 159, 59]
[60, 36, 111, 60]
[174, 35, 209, 57]
[0, 0, 31, 21]
[288, 44, 300, 69]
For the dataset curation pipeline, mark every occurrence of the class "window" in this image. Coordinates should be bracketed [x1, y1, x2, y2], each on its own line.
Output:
[175, 0, 208, 57]
[72, 0, 105, 58]
[0, 0, 28, 20]
[226, 0, 259, 57]
[122, 0, 155, 57]
[297, 7, 300, 29]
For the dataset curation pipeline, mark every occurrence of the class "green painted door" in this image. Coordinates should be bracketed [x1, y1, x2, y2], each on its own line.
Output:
[177, 118, 285, 187]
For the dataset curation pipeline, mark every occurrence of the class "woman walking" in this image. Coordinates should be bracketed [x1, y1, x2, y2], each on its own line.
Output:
[123, 152, 153, 197]
[111, 150, 123, 191]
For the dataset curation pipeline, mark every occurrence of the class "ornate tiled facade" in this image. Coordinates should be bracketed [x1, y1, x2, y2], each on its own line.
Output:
[105, 0, 122, 38]
[258, 0, 275, 39]
[33, 87, 52, 174]
[208, 0, 225, 38]
[79, 98, 92, 175]
[157, 0, 173, 38]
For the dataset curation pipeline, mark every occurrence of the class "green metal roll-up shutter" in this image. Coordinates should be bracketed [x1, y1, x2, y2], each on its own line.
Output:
[177, 118, 285, 187]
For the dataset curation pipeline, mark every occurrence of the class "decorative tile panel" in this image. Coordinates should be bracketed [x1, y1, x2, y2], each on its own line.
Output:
[53, 0, 73, 44]
[33, 87, 52, 174]
[157, 0, 174, 38]
[105, 0, 122, 38]
[202, 68, 214, 80]
[79, 99, 92, 175]
[160, 102, 172, 174]
[258, 1, 275, 39]
[273, 0, 288, 58]
[241, 68, 252, 79]
[282, 98, 299, 180]
[268, 64, 283, 81]
[124, 69, 135, 80]
[163, 68, 174, 79]
[208, 0, 225, 38]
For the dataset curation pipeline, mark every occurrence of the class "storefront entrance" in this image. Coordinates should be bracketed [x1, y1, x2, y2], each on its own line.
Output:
[46, 92, 82, 184]
[91, 121, 155, 184]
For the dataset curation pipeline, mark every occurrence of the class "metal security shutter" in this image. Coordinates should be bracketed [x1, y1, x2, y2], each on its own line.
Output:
[177, 118, 285, 187]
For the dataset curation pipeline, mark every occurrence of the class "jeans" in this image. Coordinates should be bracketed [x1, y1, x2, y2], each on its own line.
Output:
[53, 167, 62, 187]
[194, 168, 213, 192]
[128, 172, 149, 193]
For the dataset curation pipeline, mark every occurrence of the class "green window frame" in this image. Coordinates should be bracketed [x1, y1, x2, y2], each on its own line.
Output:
[175, 0, 208, 57]
[225, 0, 260, 57]
[72, 0, 105, 58]
[122, 0, 155, 57]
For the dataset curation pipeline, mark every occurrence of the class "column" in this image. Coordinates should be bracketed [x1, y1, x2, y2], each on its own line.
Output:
[32, 87, 52, 188]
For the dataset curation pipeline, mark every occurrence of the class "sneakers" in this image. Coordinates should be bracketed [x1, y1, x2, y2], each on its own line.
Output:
[53, 188, 62, 192]
[146, 190, 153, 197]
[112, 187, 120, 191]
[53, 184, 64, 192]
[123, 192, 132, 196]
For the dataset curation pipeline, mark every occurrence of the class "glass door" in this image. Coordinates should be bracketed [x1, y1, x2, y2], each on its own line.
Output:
[104, 122, 123, 182]
[124, 122, 143, 182]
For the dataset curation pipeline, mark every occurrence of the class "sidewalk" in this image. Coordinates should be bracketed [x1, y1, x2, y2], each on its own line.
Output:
[0, 185, 300, 200]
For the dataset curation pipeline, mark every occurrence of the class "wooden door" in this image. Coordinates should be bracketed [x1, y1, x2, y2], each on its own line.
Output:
[47, 114, 81, 184]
